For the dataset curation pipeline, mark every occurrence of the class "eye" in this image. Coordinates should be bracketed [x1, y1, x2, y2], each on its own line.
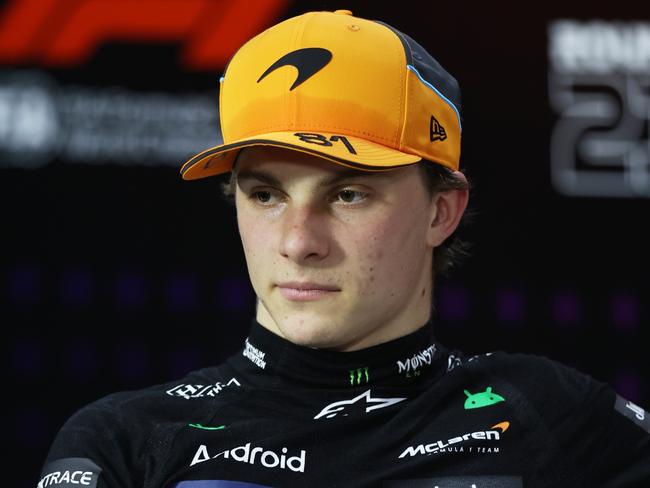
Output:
[335, 189, 368, 204]
[249, 189, 282, 206]
[253, 190, 272, 203]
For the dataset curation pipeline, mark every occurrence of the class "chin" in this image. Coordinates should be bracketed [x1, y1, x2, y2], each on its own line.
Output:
[277, 316, 344, 349]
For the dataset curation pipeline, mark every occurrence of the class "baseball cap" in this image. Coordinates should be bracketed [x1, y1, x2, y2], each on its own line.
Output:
[180, 9, 462, 180]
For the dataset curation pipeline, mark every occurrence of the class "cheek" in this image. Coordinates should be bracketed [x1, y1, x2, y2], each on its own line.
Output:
[237, 212, 270, 269]
[353, 209, 426, 282]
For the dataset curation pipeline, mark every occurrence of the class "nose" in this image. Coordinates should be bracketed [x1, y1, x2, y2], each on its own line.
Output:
[279, 205, 329, 263]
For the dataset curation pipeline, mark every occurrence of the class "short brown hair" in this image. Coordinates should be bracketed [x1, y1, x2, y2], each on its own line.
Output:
[219, 156, 474, 280]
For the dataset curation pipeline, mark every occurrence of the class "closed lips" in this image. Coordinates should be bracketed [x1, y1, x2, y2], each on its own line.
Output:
[277, 282, 340, 291]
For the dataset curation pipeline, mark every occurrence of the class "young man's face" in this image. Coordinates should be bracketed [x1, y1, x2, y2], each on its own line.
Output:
[234, 146, 466, 351]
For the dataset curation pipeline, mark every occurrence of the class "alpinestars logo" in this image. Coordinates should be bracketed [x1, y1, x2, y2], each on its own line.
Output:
[243, 339, 266, 369]
[430, 115, 447, 142]
[399, 421, 510, 459]
[314, 390, 407, 419]
[397, 344, 436, 378]
[190, 443, 307, 473]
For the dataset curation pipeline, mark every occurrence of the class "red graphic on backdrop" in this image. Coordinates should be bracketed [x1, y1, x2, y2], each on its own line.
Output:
[0, 0, 287, 70]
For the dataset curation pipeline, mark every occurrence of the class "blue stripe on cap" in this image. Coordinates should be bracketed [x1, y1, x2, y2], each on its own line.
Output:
[407, 64, 462, 132]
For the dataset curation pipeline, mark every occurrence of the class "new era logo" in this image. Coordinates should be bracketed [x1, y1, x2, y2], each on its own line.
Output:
[430, 115, 447, 142]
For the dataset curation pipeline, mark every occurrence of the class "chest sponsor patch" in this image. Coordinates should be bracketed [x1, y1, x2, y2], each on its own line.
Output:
[38, 458, 101, 488]
[314, 390, 407, 419]
[383, 476, 523, 487]
[615, 394, 650, 434]
[172, 481, 273, 488]
[166, 377, 241, 400]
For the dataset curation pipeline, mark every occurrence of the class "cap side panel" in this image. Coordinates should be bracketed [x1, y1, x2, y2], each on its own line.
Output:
[383, 25, 462, 116]
[407, 64, 462, 131]
[402, 69, 460, 171]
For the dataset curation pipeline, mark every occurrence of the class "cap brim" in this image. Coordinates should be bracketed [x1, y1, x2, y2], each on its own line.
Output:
[179, 130, 422, 180]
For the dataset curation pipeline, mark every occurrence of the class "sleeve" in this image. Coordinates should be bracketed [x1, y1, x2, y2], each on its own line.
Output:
[532, 358, 650, 485]
[37, 393, 146, 488]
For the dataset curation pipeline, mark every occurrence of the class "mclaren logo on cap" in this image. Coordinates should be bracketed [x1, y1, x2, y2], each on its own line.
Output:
[430, 115, 447, 142]
[258, 48, 333, 91]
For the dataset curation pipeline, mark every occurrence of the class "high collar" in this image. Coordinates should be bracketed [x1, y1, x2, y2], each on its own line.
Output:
[227, 319, 450, 389]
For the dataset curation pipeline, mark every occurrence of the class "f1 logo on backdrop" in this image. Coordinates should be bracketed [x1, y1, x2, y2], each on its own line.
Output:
[0, 0, 288, 70]
[548, 20, 650, 198]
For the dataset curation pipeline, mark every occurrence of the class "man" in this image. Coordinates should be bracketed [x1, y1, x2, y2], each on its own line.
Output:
[39, 9, 649, 488]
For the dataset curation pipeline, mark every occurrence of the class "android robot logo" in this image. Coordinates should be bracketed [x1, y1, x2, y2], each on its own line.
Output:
[464, 387, 505, 410]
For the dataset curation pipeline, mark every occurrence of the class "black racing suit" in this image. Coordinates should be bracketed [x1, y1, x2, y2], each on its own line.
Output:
[39, 319, 650, 487]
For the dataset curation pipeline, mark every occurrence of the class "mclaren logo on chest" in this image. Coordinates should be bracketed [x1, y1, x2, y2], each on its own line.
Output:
[258, 48, 333, 91]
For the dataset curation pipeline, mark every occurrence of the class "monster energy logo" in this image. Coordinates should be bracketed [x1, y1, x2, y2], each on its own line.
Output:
[349, 367, 369, 385]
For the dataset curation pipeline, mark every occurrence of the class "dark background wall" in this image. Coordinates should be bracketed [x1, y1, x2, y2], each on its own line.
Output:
[2, 1, 648, 486]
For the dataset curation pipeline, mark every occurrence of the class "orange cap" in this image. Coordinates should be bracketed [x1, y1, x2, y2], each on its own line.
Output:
[180, 9, 462, 180]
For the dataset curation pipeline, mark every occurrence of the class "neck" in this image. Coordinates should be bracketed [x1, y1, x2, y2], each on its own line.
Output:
[228, 317, 447, 389]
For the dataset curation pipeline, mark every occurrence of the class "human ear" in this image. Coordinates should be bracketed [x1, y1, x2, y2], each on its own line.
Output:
[426, 173, 469, 248]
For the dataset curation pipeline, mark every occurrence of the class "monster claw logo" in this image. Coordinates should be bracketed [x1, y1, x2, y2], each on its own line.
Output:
[463, 387, 506, 410]
[349, 367, 369, 385]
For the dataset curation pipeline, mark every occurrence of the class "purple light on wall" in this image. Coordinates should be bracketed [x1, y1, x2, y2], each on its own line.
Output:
[218, 277, 252, 310]
[610, 292, 639, 332]
[12, 339, 43, 377]
[169, 348, 202, 379]
[437, 285, 471, 322]
[495, 288, 526, 325]
[9, 266, 41, 304]
[551, 290, 582, 326]
[613, 370, 642, 403]
[115, 272, 146, 308]
[64, 339, 98, 383]
[16, 409, 48, 449]
[167, 275, 198, 310]
[61, 269, 93, 305]
[116, 343, 150, 382]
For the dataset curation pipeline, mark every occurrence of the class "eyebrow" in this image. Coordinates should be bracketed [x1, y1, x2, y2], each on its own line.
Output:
[235, 166, 395, 188]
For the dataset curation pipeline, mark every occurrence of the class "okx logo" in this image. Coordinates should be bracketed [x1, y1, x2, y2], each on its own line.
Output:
[190, 443, 307, 473]
[349, 367, 369, 385]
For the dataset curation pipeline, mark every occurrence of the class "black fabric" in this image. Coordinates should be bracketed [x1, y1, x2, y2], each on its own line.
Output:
[374, 21, 462, 115]
[39, 319, 650, 487]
